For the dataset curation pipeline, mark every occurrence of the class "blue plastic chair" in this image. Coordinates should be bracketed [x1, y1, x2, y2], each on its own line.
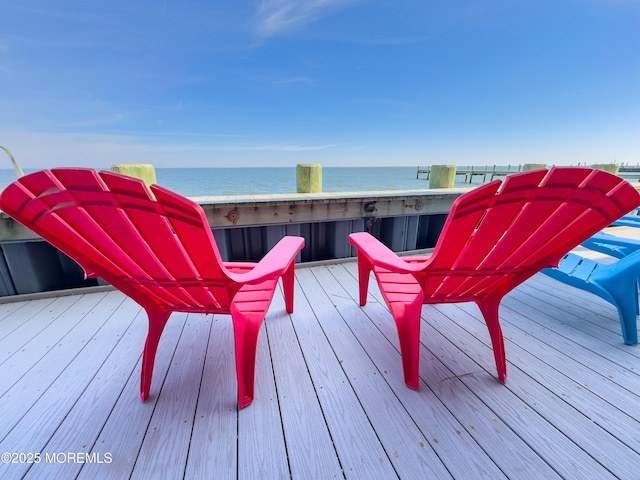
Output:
[543, 237, 640, 345]
[581, 231, 640, 258]
[611, 211, 640, 227]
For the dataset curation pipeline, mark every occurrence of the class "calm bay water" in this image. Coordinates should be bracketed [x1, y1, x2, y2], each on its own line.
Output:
[0, 166, 488, 197]
[155, 167, 438, 196]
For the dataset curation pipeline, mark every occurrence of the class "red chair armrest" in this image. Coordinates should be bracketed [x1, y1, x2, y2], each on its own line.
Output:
[224, 236, 305, 284]
[348, 232, 428, 273]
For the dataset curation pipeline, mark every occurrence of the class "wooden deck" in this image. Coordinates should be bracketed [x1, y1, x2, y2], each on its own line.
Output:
[0, 250, 639, 478]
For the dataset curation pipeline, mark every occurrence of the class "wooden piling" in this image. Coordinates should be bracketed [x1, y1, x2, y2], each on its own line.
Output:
[522, 164, 548, 171]
[428, 165, 456, 188]
[591, 164, 620, 174]
[111, 164, 157, 188]
[296, 164, 322, 193]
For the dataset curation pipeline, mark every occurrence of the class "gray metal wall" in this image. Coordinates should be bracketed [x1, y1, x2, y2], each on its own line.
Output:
[0, 240, 99, 296]
[0, 213, 447, 297]
[212, 213, 446, 263]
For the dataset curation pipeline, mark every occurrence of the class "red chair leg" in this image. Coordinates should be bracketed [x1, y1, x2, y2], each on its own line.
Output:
[231, 309, 265, 409]
[357, 252, 372, 306]
[477, 297, 507, 383]
[140, 308, 171, 401]
[282, 262, 296, 313]
[390, 296, 424, 390]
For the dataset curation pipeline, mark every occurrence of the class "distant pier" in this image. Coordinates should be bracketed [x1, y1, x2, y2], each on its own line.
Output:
[418, 163, 640, 183]
[619, 163, 640, 172]
[617, 163, 640, 181]
[417, 165, 522, 183]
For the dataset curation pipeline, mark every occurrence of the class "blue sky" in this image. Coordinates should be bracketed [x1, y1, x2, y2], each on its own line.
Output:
[1, 0, 638, 169]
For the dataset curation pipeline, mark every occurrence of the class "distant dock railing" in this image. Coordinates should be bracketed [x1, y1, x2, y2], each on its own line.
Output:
[617, 164, 640, 182]
[418, 163, 640, 183]
[417, 165, 522, 183]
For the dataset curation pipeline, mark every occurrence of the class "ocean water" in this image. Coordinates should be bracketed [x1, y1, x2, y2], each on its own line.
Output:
[0, 166, 492, 197]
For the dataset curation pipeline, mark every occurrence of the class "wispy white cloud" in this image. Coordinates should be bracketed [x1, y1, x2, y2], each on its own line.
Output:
[351, 35, 432, 46]
[104, 130, 246, 139]
[216, 143, 339, 152]
[351, 98, 419, 110]
[593, 0, 640, 5]
[273, 76, 317, 87]
[254, 0, 357, 37]
[6, 4, 112, 24]
[347, 144, 368, 151]
[1, 130, 342, 169]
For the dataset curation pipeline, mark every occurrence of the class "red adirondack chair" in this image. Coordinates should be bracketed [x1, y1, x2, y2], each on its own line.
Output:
[0, 168, 305, 408]
[349, 167, 640, 390]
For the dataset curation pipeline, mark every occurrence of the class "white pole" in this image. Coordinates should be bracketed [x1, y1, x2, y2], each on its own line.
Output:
[0, 145, 24, 177]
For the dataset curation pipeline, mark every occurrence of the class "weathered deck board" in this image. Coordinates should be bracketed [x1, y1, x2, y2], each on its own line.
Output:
[309, 266, 515, 479]
[0, 299, 33, 326]
[0, 296, 79, 368]
[183, 315, 240, 479]
[502, 280, 640, 395]
[517, 275, 637, 351]
[0, 292, 133, 479]
[0, 260, 638, 480]
[131, 313, 210, 480]
[77, 310, 188, 480]
[0, 297, 56, 344]
[263, 287, 345, 480]
[344, 260, 639, 474]
[443, 301, 639, 479]
[267, 283, 383, 480]
[24, 299, 145, 480]
[0, 292, 123, 434]
[236, 313, 289, 480]
[294, 268, 454, 479]
[337, 263, 628, 479]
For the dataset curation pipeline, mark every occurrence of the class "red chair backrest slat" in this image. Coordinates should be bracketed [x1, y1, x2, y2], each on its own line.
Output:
[424, 168, 640, 300]
[0, 168, 235, 311]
